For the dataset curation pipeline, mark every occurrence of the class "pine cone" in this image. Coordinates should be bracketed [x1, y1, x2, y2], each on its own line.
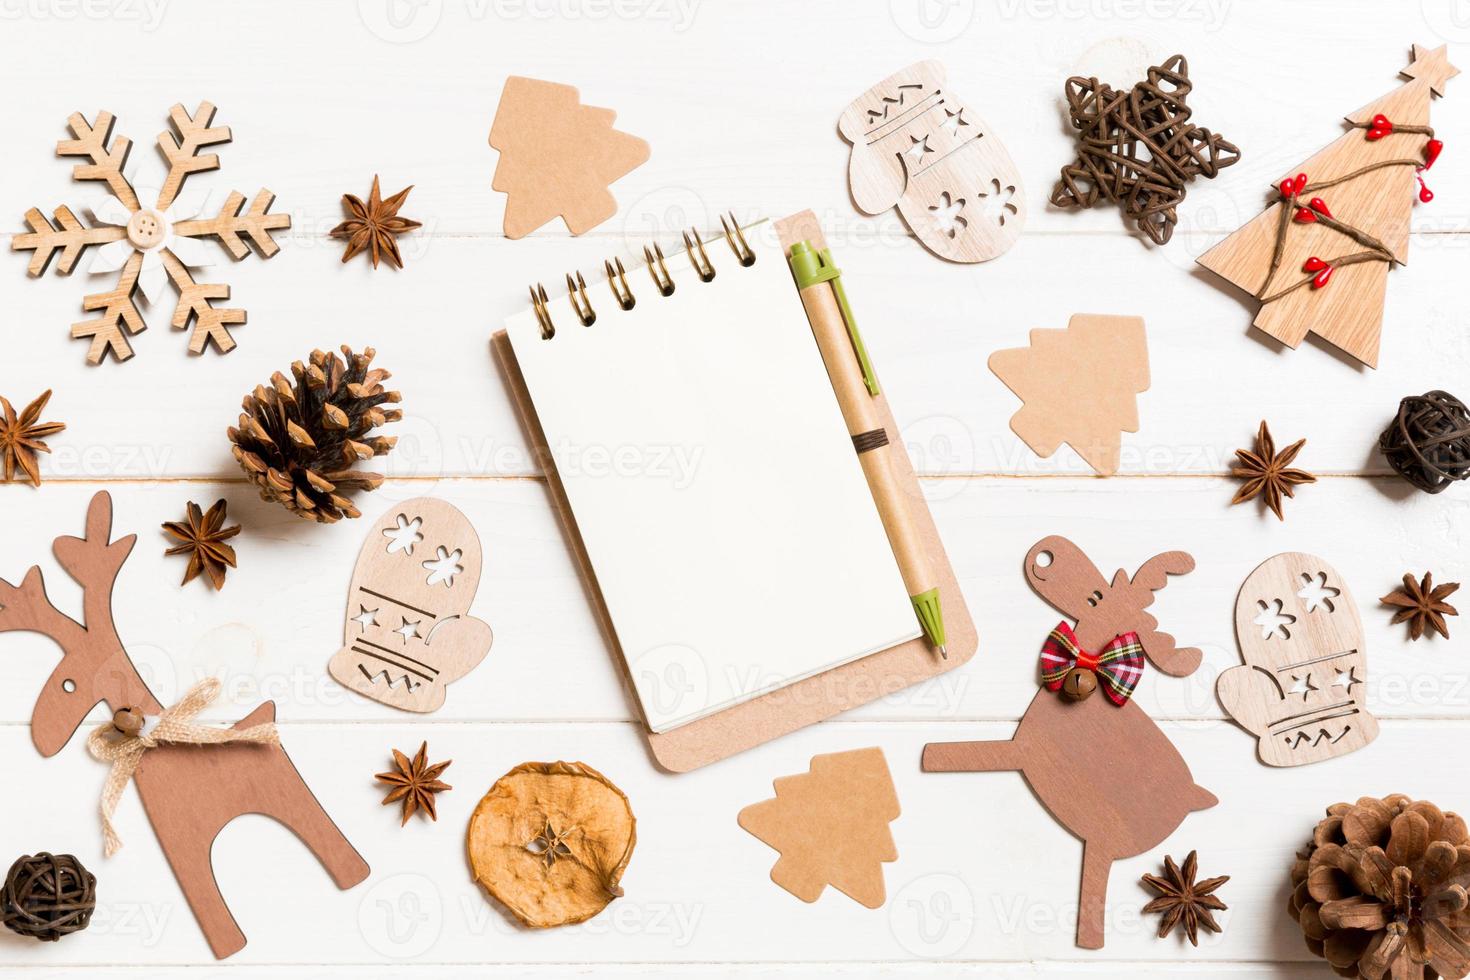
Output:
[1289, 794, 1470, 979]
[229, 346, 400, 523]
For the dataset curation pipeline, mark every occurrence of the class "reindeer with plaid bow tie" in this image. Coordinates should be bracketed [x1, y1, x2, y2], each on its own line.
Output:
[923, 536, 1216, 949]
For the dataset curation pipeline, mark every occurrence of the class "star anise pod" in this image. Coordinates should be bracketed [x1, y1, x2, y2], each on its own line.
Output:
[330, 175, 422, 270]
[376, 741, 452, 825]
[1140, 850, 1229, 946]
[1382, 571, 1460, 640]
[0, 390, 65, 486]
[162, 499, 242, 590]
[1231, 420, 1315, 521]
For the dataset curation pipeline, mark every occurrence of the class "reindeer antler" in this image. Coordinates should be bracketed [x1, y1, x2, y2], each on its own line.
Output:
[1127, 551, 1201, 677]
[0, 566, 87, 646]
[53, 492, 136, 628]
[0, 492, 135, 647]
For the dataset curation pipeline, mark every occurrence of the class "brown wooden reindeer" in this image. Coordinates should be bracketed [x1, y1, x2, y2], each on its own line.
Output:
[923, 536, 1216, 949]
[0, 492, 369, 958]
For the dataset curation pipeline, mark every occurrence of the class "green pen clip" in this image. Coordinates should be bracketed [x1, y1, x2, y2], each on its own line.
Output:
[789, 241, 879, 396]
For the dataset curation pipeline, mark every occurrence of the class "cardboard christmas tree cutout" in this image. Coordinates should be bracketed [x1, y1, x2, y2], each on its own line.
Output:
[489, 76, 650, 239]
[738, 747, 899, 908]
[989, 314, 1149, 476]
[1197, 44, 1457, 368]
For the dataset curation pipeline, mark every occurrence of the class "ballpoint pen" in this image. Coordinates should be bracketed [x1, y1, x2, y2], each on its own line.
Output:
[788, 240, 947, 658]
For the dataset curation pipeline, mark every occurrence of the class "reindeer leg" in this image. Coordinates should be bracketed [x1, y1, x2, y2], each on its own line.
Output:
[1076, 841, 1114, 950]
[921, 738, 1025, 772]
[161, 834, 247, 959]
[257, 750, 370, 889]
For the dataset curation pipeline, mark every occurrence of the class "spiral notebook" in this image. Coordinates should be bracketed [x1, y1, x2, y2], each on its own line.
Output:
[502, 220, 919, 733]
[494, 210, 976, 769]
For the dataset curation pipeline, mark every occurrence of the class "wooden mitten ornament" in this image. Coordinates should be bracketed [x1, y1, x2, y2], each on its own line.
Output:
[489, 76, 650, 239]
[1218, 553, 1379, 767]
[922, 536, 1216, 949]
[989, 314, 1149, 475]
[839, 61, 1025, 263]
[738, 747, 899, 909]
[0, 492, 368, 959]
[1197, 44, 1458, 368]
[328, 498, 492, 713]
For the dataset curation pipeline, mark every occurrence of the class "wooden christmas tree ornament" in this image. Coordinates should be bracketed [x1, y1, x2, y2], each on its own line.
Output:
[1290, 795, 1470, 978]
[738, 747, 899, 909]
[1198, 44, 1458, 368]
[327, 498, 493, 712]
[489, 76, 650, 239]
[922, 536, 1215, 949]
[988, 314, 1149, 475]
[0, 492, 369, 959]
[13, 102, 290, 364]
[1217, 553, 1379, 767]
[839, 61, 1025, 263]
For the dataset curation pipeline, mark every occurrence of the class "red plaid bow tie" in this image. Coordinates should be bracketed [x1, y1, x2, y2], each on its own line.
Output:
[1039, 621, 1145, 706]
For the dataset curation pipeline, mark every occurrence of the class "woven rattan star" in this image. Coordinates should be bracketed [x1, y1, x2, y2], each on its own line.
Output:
[1050, 55, 1240, 245]
[376, 741, 451, 825]
[1231, 420, 1316, 521]
[331, 175, 422, 270]
[0, 390, 65, 486]
[161, 499, 241, 591]
[1382, 571, 1460, 640]
[1140, 850, 1229, 946]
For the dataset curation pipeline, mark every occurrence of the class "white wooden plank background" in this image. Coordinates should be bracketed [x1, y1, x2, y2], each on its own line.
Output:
[1, 1, 1467, 976]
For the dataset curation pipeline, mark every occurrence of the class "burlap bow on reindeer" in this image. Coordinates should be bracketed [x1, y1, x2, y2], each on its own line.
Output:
[87, 678, 278, 855]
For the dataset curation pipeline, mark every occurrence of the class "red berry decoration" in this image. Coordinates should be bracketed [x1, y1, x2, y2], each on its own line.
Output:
[1279, 173, 1307, 198]
[1307, 197, 1332, 219]
[1365, 112, 1394, 140]
[1294, 208, 1317, 223]
[1418, 175, 1435, 204]
[1303, 256, 1333, 289]
[1424, 138, 1444, 169]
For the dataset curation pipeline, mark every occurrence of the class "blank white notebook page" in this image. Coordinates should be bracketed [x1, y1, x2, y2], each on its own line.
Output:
[506, 228, 918, 732]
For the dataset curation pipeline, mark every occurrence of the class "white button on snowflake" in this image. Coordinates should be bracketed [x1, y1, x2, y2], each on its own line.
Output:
[14, 102, 290, 364]
[88, 186, 215, 307]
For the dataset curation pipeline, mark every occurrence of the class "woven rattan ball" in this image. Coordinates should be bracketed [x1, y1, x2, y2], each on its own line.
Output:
[1378, 390, 1470, 494]
[1, 852, 96, 941]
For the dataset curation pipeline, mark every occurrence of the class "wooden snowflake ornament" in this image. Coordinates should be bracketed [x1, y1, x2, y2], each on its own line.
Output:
[13, 102, 290, 364]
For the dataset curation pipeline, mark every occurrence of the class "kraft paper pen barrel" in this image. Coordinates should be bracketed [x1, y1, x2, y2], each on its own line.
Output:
[788, 240, 947, 658]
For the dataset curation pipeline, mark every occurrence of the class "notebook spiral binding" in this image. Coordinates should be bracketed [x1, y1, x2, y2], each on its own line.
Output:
[529, 211, 756, 339]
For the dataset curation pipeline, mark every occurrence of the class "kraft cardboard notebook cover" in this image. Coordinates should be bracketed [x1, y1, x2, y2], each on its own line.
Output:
[491, 209, 976, 771]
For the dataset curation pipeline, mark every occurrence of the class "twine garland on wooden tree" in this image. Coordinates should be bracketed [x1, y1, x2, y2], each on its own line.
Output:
[1, 852, 96, 941]
[86, 677, 279, 855]
[1050, 54, 1241, 245]
[1255, 115, 1440, 304]
[1378, 390, 1470, 493]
